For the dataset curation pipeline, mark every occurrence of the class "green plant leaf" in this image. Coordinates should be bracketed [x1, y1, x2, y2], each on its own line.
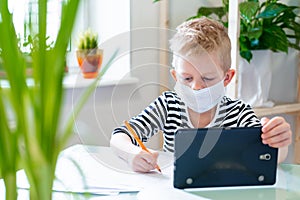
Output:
[239, 36, 249, 51]
[274, 6, 297, 25]
[77, 28, 99, 50]
[257, 3, 288, 19]
[187, 6, 228, 27]
[197, 7, 227, 20]
[260, 26, 288, 52]
[241, 26, 263, 41]
[239, 1, 259, 22]
[240, 50, 253, 63]
[222, 0, 229, 13]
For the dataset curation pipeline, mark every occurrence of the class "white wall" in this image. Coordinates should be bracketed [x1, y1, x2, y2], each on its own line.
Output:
[65, 0, 162, 147]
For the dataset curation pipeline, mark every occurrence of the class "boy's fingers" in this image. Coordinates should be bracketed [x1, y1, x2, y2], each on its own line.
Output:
[141, 159, 156, 171]
[260, 117, 269, 126]
[140, 150, 158, 168]
[134, 162, 152, 172]
[265, 122, 289, 135]
[151, 151, 159, 159]
[132, 154, 156, 172]
[266, 136, 292, 148]
[261, 117, 284, 133]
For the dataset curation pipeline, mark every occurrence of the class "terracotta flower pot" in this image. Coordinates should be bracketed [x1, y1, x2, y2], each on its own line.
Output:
[76, 48, 103, 79]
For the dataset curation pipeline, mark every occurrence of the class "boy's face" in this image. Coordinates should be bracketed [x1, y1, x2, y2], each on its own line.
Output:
[171, 51, 234, 90]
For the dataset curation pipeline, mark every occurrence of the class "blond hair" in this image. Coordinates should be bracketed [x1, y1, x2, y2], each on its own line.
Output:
[169, 17, 231, 71]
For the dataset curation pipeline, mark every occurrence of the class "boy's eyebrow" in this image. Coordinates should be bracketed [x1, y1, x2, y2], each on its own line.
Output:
[180, 71, 217, 76]
[201, 73, 218, 77]
[179, 72, 192, 76]
[178, 73, 218, 80]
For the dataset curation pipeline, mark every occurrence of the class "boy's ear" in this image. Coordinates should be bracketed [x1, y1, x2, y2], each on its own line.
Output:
[224, 69, 235, 86]
[170, 69, 177, 81]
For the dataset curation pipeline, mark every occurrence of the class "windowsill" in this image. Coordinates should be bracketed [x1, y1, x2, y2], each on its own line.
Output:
[0, 73, 139, 89]
[63, 73, 139, 89]
[253, 103, 300, 117]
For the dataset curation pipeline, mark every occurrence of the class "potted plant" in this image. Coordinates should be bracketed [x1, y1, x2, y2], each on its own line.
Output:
[76, 28, 103, 79]
[0, 0, 117, 199]
[189, 0, 300, 63]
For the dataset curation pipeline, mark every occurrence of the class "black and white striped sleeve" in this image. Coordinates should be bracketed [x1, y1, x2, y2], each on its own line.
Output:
[112, 92, 169, 146]
[220, 98, 261, 127]
[237, 104, 262, 127]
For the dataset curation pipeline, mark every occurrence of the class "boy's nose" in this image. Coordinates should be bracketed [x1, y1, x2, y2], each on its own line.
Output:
[191, 81, 206, 90]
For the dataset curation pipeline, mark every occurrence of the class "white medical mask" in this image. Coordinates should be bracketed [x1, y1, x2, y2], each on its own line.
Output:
[174, 80, 225, 113]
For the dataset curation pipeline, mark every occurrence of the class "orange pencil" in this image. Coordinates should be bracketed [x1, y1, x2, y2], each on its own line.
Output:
[124, 120, 162, 173]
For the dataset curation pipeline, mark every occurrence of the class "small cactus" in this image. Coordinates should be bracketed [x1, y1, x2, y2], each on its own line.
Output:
[77, 28, 98, 50]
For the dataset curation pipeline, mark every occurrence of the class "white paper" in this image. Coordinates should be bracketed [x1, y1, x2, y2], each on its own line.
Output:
[16, 145, 174, 195]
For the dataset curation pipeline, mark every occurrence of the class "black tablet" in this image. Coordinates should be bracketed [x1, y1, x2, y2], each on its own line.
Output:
[173, 127, 278, 189]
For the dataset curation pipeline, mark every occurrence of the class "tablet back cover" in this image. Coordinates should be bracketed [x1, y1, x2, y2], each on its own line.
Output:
[173, 127, 278, 189]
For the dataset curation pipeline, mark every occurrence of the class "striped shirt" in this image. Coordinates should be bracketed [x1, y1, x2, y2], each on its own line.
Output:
[112, 91, 261, 152]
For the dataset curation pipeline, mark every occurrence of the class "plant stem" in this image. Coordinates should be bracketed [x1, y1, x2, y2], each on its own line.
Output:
[28, 163, 55, 200]
[3, 172, 17, 200]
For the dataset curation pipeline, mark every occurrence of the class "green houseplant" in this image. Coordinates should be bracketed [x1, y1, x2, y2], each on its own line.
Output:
[189, 0, 300, 63]
[0, 34, 53, 78]
[76, 28, 104, 79]
[0, 35, 39, 78]
[0, 0, 117, 199]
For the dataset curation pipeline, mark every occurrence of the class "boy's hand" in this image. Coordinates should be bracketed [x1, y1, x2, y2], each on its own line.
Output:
[261, 117, 292, 148]
[130, 150, 159, 173]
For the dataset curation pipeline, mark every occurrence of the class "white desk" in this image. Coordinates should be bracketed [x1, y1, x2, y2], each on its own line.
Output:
[1, 144, 300, 199]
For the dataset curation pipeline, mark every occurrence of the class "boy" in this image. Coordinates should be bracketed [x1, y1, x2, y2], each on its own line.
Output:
[110, 17, 292, 173]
